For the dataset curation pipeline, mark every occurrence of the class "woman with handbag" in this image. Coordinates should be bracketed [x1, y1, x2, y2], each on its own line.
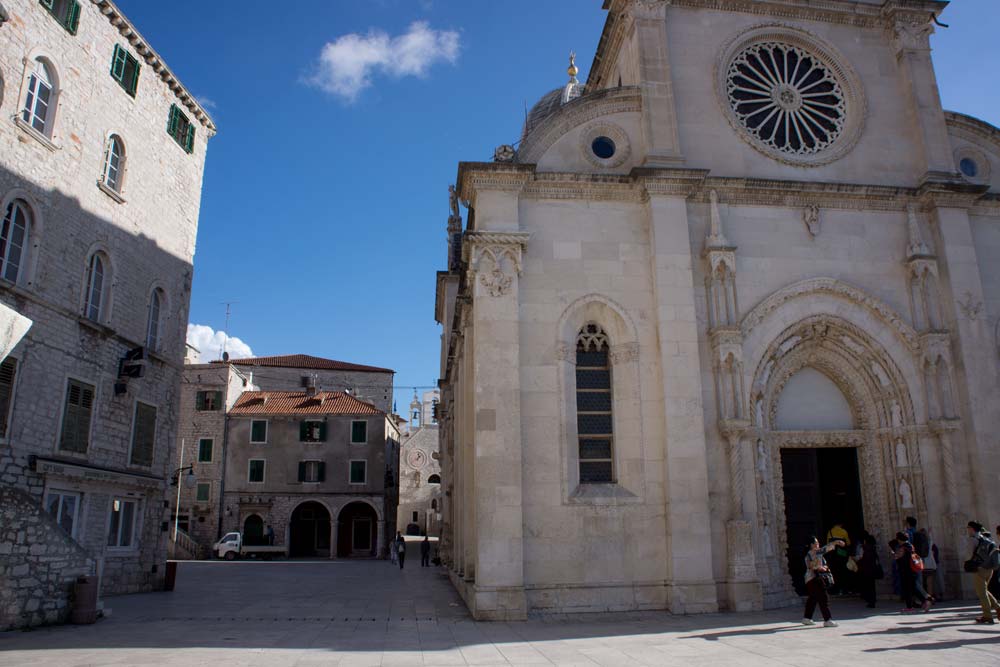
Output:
[802, 536, 846, 627]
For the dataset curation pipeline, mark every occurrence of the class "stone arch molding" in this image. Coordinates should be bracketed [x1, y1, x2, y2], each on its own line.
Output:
[556, 293, 639, 355]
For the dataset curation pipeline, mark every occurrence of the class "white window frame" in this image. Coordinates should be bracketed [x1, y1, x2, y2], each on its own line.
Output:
[302, 459, 323, 484]
[20, 57, 57, 139]
[145, 288, 163, 352]
[195, 481, 211, 503]
[44, 488, 81, 539]
[101, 134, 126, 195]
[348, 459, 367, 485]
[248, 458, 266, 484]
[197, 437, 214, 463]
[127, 399, 157, 469]
[250, 419, 268, 444]
[350, 420, 368, 445]
[106, 496, 139, 550]
[0, 200, 30, 285]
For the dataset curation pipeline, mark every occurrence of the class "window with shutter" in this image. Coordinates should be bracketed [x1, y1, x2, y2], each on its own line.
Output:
[301, 420, 324, 443]
[195, 390, 220, 411]
[349, 460, 367, 485]
[195, 483, 210, 502]
[129, 402, 156, 467]
[250, 420, 267, 443]
[59, 378, 94, 453]
[248, 459, 265, 483]
[197, 438, 213, 462]
[351, 420, 367, 444]
[40, 0, 80, 35]
[298, 461, 306, 482]
[0, 358, 17, 439]
[167, 104, 195, 153]
[109, 45, 140, 97]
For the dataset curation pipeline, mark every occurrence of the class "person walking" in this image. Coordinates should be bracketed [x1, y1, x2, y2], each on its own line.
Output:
[990, 525, 1000, 603]
[856, 531, 880, 608]
[895, 531, 931, 613]
[965, 521, 1000, 624]
[266, 524, 275, 546]
[420, 535, 431, 567]
[802, 536, 845, 627]
[825, 522, 851, 595]
[389, 532, 398, 565]
[918, 527, 938, 602]
[396, 532, 407, 570]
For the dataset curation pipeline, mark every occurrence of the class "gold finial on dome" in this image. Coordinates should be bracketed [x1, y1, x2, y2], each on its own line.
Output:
[567, 51, 578, 80]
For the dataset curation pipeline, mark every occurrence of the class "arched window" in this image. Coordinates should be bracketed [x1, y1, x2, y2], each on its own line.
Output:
[146, 288, 163, 351]
[102, 135, 126, 194]
[84, 253, 108, 322]
[1, 200, 30, 284]
[21, 58, 56, 136]
[576, 324, 613, 483]
[428, 474, 441, 484]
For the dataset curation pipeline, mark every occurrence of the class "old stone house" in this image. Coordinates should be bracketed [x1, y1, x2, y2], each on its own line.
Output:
[173, 354, 396, 556]
[222, 389, 400, 558]
[0, 0, 214, 629]
[436, 0, 1000, 620]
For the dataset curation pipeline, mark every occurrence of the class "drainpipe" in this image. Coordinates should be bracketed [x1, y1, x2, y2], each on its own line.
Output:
[216, 413, 230, 540]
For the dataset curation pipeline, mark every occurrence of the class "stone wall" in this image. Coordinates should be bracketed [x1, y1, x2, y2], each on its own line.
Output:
[0, 486, 92, 630]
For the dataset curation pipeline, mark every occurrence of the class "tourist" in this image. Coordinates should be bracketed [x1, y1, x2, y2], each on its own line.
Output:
[895, 531, 931, 612]
[918, 527, 938, 602]
[855, 531, 880, 608]
[965, 521, 1000, 624]
[802, 536, 846, 627]
[825, 521, 851, 595]
[990, 525, 1000, 602]
[396, 532, 407, 570]
[266, 524, 275, 546]
[390, 532, 398, 565]
[420, 535, 431, 567]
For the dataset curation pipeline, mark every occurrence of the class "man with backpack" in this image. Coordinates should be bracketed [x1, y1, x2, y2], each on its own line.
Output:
[964, 521, 1000, 624]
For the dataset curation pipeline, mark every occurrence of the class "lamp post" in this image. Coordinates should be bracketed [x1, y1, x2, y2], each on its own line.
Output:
[171, 439, 197, 543]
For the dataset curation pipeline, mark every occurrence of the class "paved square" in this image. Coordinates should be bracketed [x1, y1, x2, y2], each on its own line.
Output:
[1, 557, 997, 666]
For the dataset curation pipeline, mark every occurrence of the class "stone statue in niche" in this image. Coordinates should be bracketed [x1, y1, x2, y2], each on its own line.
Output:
[899, 478, 914, 508]
[448, 184, 461, 218]
[762, 522, 774, 557]
[871, 362, 890, 387]
[756, 440, 767, 473]
[755, 398, 764, 427]
[895, 441, 908, 468]
[890, 400, 903, 428]
[803, 205, 821, 238]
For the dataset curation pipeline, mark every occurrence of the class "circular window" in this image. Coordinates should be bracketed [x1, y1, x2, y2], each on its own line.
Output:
[726, 42, 846, 156]
[591, 136, 616, 160]
[959, 157, 978, 178]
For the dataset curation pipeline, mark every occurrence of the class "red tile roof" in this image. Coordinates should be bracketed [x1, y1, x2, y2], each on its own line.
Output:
[229, 391, 384, 416]
[216, 354, 393, 373]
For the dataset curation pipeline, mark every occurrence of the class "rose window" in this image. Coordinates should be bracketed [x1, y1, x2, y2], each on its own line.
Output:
[726, 42, 847, 156]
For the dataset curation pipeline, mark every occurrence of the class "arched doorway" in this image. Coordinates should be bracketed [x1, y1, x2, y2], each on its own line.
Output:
[244, 514, 265, 546]
[748, 316, 923, 599]
[289, 502, 331, 557]
[336, 502, 378, 558]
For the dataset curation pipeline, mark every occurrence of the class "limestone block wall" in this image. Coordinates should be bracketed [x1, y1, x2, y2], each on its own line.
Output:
[0, 486, 92, 630]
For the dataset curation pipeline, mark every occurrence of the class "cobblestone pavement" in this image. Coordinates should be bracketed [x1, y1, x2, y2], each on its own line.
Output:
[2, 553, 998, 666]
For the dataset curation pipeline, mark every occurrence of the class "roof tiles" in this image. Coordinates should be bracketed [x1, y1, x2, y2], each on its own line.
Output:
[229, 391, 384, 416]
[216, 354, 393, 373]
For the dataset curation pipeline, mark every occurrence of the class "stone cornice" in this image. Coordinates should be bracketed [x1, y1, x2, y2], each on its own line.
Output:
[944, 111, 1000, 153]
[456, 162, 533, 203]
[90, 1, 216, 133]
[916, 173, 990, 208]
[522, 172, 642, 202]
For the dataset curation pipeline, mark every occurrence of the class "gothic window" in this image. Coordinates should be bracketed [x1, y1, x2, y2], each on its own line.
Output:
[83, 252, 109, 322]
[146, 288, 163, 351]
[1, 200, 31, 284]
[21, 58, 57, 136]
[576, 324, 614, 483]
[102, 134, 126, 194]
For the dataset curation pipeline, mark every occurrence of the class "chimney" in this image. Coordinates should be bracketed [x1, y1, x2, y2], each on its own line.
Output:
[305, 375, 317, 397]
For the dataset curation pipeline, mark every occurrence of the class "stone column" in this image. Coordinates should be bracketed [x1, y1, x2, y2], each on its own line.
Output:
[644, 180, 718, 613]
[330, 520, 338, 559]
[722, 424, 761, 611]
[462, 229, 530, 621]
[627, 0, 683, 166]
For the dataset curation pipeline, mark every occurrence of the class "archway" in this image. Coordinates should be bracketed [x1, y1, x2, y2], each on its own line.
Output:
[289, 502, 331, 557]
[243, 514, 265, 546]
[748, 316, 922, 599]
[336, 502, 378, 558]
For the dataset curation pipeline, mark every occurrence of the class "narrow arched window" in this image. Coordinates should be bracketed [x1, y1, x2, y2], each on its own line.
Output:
[1, 200, 30, 284]
[84, 254, 106, 322]
[22, 58, 55, 136]
[576, 324, 614, 483]
[103, 135, 125, 193]
[146, 288, 163, 351]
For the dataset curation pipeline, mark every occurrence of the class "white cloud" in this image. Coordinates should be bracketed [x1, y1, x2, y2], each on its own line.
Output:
[309, 21, 459, 102]
[196, 96, 218, 110]
[186, 324, 254, 363]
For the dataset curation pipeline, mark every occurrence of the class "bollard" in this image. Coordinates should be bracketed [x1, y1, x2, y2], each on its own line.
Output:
[164, 560, 177, 591]
[71, 575, 98, 624]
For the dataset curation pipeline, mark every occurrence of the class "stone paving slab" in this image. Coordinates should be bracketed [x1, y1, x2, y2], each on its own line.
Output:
[1, 560, 998, 666]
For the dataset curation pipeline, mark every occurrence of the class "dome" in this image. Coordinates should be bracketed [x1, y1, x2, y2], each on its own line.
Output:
[520, 83, 586, 144]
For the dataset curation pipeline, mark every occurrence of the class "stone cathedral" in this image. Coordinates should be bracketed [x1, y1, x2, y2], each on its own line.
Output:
[434, 0, 1000, 620]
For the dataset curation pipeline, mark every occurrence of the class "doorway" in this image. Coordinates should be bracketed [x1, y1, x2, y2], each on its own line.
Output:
[780, 447, 864, 594]
[243, 514, 265, 545]
[289, 502, 331, 557]
[337, 502, 378, 558]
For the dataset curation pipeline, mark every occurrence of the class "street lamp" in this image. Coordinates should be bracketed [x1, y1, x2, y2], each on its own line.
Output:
[171, 464, 197, 489]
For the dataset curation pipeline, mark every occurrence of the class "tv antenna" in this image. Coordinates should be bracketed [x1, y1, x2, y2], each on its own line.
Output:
[221, 301, 238, 361]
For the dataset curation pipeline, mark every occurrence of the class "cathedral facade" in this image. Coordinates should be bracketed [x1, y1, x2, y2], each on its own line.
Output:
[435, 0, 1000, 620]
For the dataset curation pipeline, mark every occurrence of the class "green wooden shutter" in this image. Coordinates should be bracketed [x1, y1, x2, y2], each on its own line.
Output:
[40, 0, 55, 10]
[0, 358, 16, 439]
[167, 105, 179, 136]
[213, 391, 223, 410]
[184, 123, 195, 153]
[195, 391, 205, 411]
[297, 462, 305, 482]
[128, 57, 141, 95]
[318, 462, 326, 482]
[111, 45, 126, 82]
[65, 1, 81, 34]
[319, 422, 327, 442]
[299, 421, 308, 441]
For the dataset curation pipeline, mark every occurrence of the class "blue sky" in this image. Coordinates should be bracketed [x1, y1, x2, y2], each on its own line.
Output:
[114, 0, 999, 411]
